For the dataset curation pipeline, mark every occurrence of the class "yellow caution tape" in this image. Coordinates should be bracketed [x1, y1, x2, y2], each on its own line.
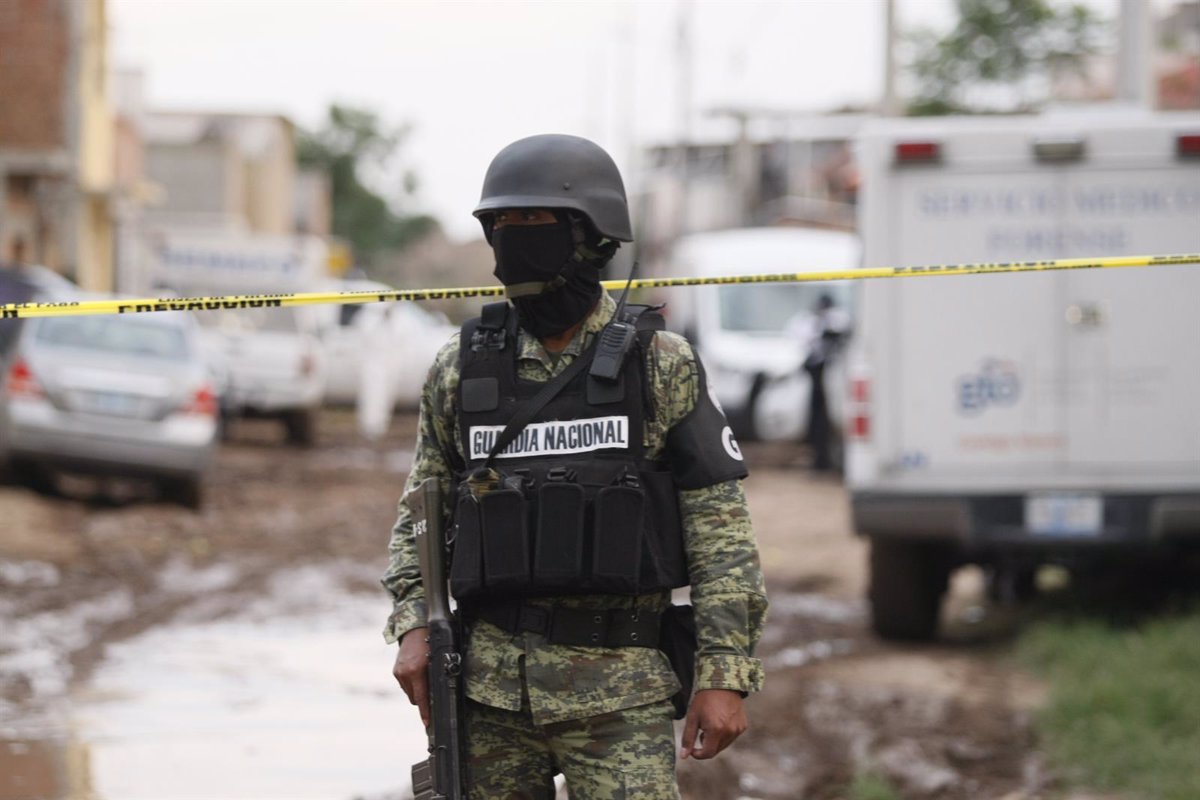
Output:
[2, 253, 1197, 320]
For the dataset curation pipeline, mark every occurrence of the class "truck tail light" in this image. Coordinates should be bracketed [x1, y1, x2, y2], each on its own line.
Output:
[849, 376, 871, 441]
[1178, 134, 1200, 158]
[182, 384, 218, 417]
[851, 377, 870, 404]
[6, 358, 44, 399]
[894, 141, 941, 164]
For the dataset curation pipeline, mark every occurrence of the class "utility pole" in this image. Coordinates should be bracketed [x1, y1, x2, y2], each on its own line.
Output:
[728, 110, 755, 227]
[881, 0, 900, 116]
[674, 0, 693, 241]
[1116, 0, 1155, 108]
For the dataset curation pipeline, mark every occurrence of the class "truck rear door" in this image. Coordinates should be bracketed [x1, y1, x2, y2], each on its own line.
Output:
[865, 116, 1200, 488]
[886, 170, 1069, 482]
[1059, 163, 1200, 475]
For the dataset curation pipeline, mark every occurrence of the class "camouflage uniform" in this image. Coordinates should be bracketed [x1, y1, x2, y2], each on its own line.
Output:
[382, 290, 767, 796]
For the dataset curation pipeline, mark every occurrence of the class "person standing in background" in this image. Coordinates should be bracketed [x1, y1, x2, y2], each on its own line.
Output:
[799, 292, 850, 472]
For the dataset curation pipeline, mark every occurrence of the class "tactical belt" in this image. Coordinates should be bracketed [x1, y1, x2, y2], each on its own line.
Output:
[466, 602, 662, 648]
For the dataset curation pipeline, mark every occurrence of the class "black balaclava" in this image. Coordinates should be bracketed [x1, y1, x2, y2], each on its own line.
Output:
[490, 214, 616, 339]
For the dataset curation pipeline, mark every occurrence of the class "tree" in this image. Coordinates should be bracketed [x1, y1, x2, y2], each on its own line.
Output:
[297, 105, 438, 267]
[906, 0, 1109, 116]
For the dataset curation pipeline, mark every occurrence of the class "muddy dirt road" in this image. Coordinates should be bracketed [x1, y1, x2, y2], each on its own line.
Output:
[1, 410, 1065, 799]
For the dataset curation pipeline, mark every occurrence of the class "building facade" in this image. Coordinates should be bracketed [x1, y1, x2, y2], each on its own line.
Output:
[142, 112, 298, 234]
[0, 0, 117, 290]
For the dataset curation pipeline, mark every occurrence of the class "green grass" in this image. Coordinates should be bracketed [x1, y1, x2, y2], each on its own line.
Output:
[848, 770, 901, 800]
[1019, 610, 1200, 800]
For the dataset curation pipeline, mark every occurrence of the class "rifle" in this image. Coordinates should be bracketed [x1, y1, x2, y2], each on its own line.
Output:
[410, 478, 468, 800]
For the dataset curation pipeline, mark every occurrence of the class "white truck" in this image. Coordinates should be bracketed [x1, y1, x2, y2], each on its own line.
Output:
[662, 227, 860, 444]
[147, 229, 331, 445]
[848, 110, 1200, 639]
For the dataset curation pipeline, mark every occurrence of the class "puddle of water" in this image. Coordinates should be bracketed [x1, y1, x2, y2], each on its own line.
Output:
[70, 567, 427, 800]
[764, 638, 856, 670]
[310, 448, 413, 474]
[0, 587, 136, 712]
[0, 561, 61, 588]
[767, 592, 865, 624]
[0, 736, 92, 800]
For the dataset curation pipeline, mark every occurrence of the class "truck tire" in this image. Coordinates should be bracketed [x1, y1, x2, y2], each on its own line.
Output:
[987, 566, 1038, 605]
[283, 409, 317, 447]
[868, 538, 952, 641]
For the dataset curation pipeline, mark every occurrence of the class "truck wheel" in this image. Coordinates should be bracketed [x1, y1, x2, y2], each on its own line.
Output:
[987, 566, 1038, 605]
[283, 409, 317, 447]
[868, 538, 952, 641]
[164, 476, 204, 510]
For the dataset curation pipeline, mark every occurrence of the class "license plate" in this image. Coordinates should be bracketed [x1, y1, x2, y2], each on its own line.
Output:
[1026, 494, 1103, 537]
[79, 390, 140, 417]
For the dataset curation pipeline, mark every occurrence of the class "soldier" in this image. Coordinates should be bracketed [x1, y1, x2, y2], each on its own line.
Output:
[383, 134, 767, 798]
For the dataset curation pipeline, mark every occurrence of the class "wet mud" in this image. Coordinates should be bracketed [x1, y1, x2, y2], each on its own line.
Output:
[0, 410, 1073, 799]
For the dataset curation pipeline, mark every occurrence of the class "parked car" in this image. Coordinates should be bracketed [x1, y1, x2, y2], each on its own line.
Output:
[0, 308, 220, 508]
[1, 263, 81, 359]
[195, 304, 327, 446]
[661, 227, 860, 442]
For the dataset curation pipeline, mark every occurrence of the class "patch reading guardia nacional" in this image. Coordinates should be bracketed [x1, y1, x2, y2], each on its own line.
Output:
[468, 416, 630, 461]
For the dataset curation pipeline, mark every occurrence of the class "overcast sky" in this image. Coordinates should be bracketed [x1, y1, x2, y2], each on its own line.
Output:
[112, 0, 1156, 241]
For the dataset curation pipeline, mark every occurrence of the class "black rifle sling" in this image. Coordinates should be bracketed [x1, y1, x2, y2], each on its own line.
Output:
[482, 340, 599, 471]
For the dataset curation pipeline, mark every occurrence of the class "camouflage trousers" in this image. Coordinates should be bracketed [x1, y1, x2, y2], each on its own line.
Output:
[466, 697, 681, 800]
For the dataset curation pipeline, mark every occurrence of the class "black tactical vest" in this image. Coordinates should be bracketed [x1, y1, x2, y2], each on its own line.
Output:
[449, 302, 689, 600]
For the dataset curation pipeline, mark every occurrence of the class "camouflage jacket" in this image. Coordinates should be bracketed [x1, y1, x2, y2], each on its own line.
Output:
[382, 291, 767, 725]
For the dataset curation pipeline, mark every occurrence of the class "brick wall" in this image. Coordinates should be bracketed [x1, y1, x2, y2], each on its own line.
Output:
[0, 0, 69, 148]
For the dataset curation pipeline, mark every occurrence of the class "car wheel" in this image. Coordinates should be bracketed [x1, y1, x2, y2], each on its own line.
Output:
[868, 538, 952, 641]
[10, 457, 58, 495]
[283, 409, 317, 447]
[164, 475, 204, 510]
[217, 408, 236, 442]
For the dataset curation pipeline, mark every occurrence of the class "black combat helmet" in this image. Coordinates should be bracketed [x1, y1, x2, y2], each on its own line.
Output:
[473, 134, 633, 242]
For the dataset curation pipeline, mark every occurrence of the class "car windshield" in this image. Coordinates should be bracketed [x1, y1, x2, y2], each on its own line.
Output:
[35, 316, 189, 359]
[718, 283, 853, 333]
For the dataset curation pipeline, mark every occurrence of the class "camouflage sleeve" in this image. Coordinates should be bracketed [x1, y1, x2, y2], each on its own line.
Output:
[650, 331, 768, 694]
[380, 334, 462, 644]
[680, 480, 767, 694]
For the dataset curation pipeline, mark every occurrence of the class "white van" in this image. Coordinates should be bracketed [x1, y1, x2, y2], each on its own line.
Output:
[148, 230, 332, 446]
[195, 304, 326, 445]
[662, 227, 860, 442]
[849, 111, 1200, 639]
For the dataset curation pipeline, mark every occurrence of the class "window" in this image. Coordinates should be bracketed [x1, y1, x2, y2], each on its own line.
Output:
[718, 283, 853, 334]
[35, 317, 189, 359]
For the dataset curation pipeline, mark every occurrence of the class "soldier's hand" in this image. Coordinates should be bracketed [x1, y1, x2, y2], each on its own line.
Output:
[394, 627, 431, 727]
[680, 689, 747, 760]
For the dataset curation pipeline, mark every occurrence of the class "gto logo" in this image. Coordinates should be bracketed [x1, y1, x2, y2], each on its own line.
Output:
[957, 358, 1020, 415]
